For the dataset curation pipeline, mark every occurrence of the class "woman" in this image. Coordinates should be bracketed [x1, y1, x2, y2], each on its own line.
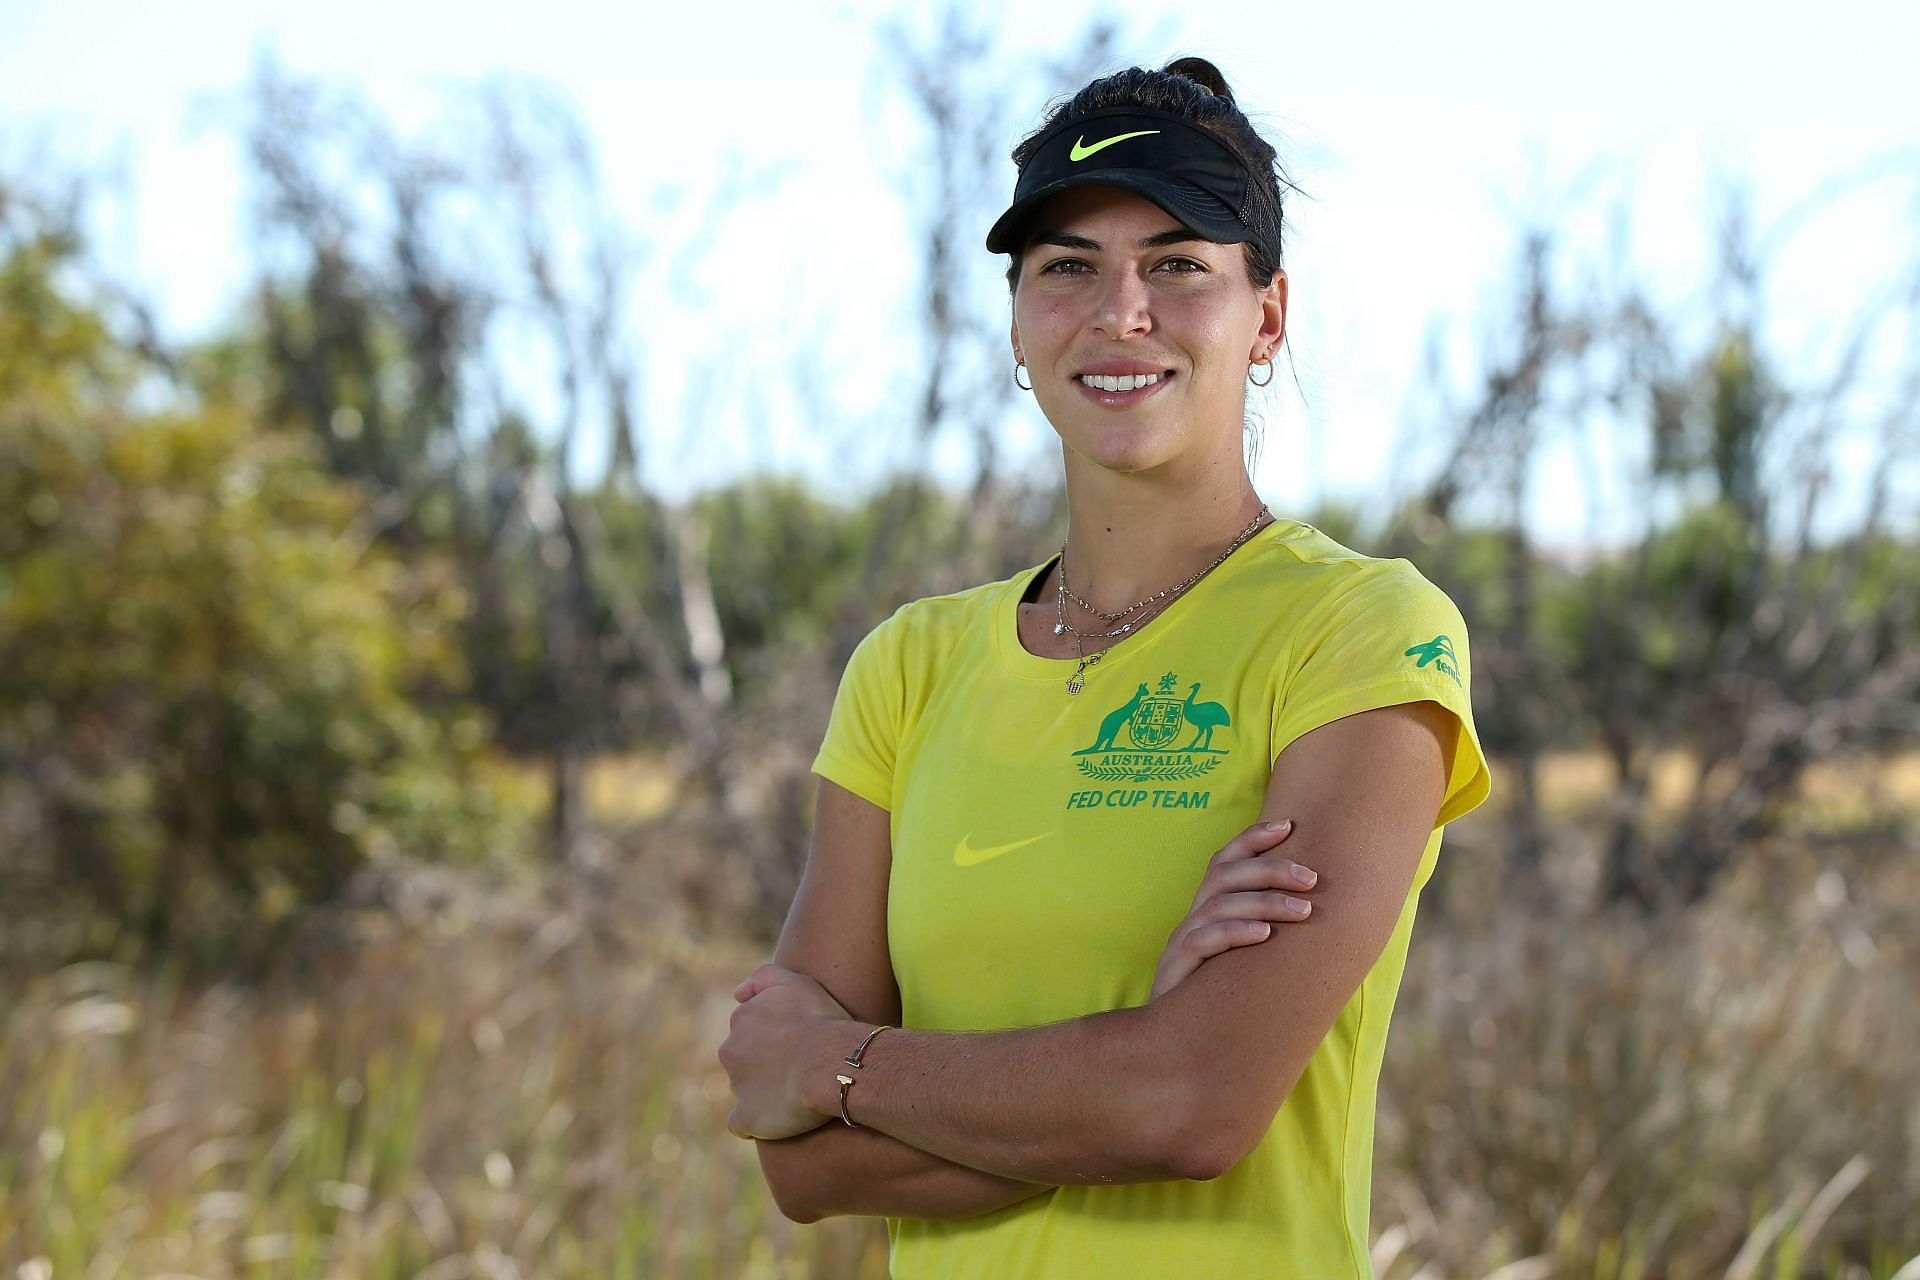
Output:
[719, 57, 1492, 1278]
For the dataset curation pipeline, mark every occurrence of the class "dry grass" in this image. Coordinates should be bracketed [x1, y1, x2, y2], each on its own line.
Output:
[0, 860, 890, 1278]
[1483, 750, 1920, 827]
[1377, 836, 1919, 1279]
[3, 753, 1916, 1278]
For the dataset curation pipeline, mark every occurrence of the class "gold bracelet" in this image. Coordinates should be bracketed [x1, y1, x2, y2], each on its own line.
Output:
[844, 1024, 892, 1068]
[835, 1025, 892, 1128]
[835, 1073, 859, 1127]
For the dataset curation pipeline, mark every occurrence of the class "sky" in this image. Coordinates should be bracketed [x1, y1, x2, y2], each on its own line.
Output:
[2, 0, 1916, 549]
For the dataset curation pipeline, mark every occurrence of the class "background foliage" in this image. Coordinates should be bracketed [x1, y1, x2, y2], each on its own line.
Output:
[0, 220, 515, 970]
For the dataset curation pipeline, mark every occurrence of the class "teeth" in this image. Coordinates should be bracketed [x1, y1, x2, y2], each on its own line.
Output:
[1079, 373, 1163, 392]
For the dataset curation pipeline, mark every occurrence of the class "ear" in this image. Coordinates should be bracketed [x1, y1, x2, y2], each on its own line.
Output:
[1010, 318, 1022, 364]
[1250, 268, 1288, 361]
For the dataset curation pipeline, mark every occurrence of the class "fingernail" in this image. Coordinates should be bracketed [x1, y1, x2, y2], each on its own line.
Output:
[1288, 897, 1312, 914]
[1298, 867, 1317, 887]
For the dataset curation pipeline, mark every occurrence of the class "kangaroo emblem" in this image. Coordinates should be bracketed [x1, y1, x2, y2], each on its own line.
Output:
[1075, 683, 1150, 754]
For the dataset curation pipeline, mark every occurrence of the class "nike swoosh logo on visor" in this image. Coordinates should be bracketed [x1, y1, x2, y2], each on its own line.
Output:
[953, 833, 1051, 867]
[1069, 130, 1160, 162]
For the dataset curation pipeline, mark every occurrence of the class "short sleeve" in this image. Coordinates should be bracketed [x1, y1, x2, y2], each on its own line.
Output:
[810, 609, 908, 812]
[1269, 562, 1493, 828]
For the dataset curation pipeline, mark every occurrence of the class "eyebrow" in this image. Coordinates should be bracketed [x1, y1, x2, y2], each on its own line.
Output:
[1026, 228, 1202, 252]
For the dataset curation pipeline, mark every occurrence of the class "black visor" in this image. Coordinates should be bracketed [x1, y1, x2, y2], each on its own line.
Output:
[986, 107, 1271, 261]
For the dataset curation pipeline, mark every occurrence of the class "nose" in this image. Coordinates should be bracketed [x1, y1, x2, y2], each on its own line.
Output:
[1091, 268, 1151, 339]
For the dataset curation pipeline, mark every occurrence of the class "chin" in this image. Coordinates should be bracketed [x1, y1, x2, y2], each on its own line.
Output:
[1042, 391, 1231, 477]
[1062, 428, 1183, 476]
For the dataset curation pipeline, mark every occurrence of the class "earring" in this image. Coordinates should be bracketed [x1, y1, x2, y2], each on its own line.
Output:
[1014, 360, 1033, 391]
[1249, 355, 1275, 387]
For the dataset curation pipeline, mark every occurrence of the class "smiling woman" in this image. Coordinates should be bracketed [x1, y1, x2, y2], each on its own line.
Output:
[718, 56, 1493, 1280]
[1009, 184, 1281, 480]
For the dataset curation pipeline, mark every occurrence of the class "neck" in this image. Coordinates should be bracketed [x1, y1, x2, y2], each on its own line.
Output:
[1054, 447, 1266, 610]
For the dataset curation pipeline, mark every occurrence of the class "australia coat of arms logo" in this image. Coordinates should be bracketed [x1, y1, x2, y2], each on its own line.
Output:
[1072, 671, 1232, 781]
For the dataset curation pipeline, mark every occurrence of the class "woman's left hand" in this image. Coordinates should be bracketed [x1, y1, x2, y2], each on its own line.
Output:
[719, 963, 857, 1141]
[1152, 818, 1316, 998]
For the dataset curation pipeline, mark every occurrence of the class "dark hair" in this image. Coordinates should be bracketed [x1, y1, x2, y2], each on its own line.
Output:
[1002, 57, 1302, 297]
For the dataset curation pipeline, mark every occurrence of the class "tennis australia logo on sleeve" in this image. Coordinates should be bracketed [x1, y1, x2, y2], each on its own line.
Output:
[1404, 635, 1462, 686]
[1064, 671, 1226, 811]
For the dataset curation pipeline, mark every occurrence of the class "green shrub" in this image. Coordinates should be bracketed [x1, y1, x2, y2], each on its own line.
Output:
[0, 238, 515, 968]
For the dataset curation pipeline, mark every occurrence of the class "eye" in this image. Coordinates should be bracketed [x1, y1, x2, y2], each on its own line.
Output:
[1039, 258, 1091, 276]
[1156, 256, 1207, 275]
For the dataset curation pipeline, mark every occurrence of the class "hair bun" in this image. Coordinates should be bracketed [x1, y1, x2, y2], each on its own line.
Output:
[1162, 56, 1234, 103]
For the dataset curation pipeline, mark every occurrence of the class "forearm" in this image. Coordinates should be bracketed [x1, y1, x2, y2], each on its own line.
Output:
[796, 1006, 1210, 1186]
[756, 1122, 1053, 1223]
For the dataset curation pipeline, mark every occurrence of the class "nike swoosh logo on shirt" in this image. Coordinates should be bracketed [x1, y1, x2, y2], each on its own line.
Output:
[1069, 130, 1160, 162]
[953, 833, 1051, 867]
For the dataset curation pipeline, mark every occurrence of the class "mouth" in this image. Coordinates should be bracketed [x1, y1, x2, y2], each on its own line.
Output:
[1072, 369, 1175, 406]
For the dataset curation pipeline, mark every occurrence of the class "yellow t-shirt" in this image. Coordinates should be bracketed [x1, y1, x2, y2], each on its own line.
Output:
[811, 518, 1492, 1280]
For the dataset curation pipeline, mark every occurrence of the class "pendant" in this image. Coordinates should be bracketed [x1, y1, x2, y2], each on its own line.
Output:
[1066, 652, 1101, 694]
[1053, 623, 1066, 635]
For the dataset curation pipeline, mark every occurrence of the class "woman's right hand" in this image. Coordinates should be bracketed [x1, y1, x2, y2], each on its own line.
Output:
[1151, 820, 1317, 999]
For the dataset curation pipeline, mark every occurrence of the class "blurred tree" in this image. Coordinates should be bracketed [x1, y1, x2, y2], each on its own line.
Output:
[1398, 193, 1919, 912]
[1584, 330, 1915, 907]
[0, 200, 510, 967]
[208, 28, 1118, 928]
[1392, 233, 1596, 897]
[224, 65, 681, 862]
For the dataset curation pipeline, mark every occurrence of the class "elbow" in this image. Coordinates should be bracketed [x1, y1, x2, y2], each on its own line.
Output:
[1126, 1092, 1255, 1183]
[770, 1186, 824, 1225]
[1160, 1117, 1262, 1183]
[757, 1146, 827, 1224]
[1147, 1073, 1293, 1182]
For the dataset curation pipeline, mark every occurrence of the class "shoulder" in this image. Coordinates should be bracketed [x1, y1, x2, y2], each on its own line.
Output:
[842, 561, 1039, 680]
[890, 573, 1012, 633]
[1240, 521, 1475, 705]
[863, 563, 1036, 651]
[1251, 524, 1489, 811]
[1235, 519, 1460, 624]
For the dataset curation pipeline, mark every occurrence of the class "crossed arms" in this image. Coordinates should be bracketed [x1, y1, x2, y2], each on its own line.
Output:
[719, 698, 1456, 1223]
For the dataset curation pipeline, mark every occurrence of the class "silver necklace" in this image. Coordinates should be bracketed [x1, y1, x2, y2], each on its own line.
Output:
[1053, 505, 1272, 694]
[1054, 504, 1270, 630]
